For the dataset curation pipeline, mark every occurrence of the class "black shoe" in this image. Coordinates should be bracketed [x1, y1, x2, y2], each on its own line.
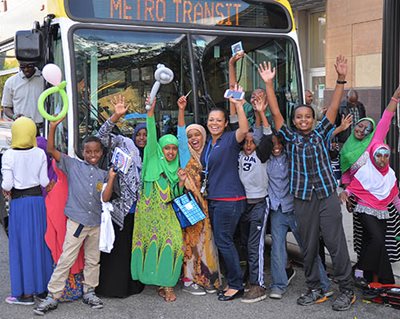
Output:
[354, 277, 369, 289]
[218, 289, 244, 301]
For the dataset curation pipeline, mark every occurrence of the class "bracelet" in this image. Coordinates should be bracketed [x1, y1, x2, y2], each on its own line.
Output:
[336, 80, 347, 85]
[391, 97, 399, 103]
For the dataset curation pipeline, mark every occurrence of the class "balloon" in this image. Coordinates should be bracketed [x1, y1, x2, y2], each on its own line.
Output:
[37, 81, 69, 122]
[145, 64, 174, 110]
[42, 63, 62, 86]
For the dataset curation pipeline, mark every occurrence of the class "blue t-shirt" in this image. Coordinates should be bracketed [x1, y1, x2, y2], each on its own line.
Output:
[200, 131, 245, 199]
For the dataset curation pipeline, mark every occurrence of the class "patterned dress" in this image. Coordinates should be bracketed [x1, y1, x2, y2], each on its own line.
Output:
[131, 175, 184, 287]
[183, 157, 220, 289]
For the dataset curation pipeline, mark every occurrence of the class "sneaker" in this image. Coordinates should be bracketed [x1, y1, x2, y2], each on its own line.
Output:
[205, 285, 217, 294]
[323, 286, 335, 297]
[269, 288, 284, 300]
[182, 283, 206, 296]
[297, 288, 327, 306]
[82, 290, 103, 309]
[332, 289, 356, 311]
[5, 296, 34, 306]
[243, 281, 251, 293]
[286, 267, 296, 286]
[33, 296, 58, 315]
[241, 285, 267, 303]
[35, 292, 48, 302]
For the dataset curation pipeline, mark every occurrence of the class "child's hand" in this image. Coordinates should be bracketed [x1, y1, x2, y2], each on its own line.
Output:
[339, 191, 349, 204]
[49, 115, 65, 128]
[258, 61, 276, 83]
[111, 95, 128, 117]
[145, 96, 156, 112]
[177, 168, 187, 183]
[2, 190, 10, 200]
[334, 55, 348, 78]
[339, 114, 353, 130]
[177, 96, 187, 110]
[45, 180, 56, 193]
[108, 166, 118, 178]
[229, 51, 244, 65]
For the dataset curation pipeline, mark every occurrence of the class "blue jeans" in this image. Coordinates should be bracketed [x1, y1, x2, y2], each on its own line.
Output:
[270, 207, 330, 293]
[208, 199, 246, 290]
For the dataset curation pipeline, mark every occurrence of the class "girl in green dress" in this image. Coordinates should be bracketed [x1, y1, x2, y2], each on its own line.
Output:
[131, 99, 186, 302]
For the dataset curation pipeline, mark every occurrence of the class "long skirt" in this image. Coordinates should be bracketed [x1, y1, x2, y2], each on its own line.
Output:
[353, 203, 400, 263]
[358, 213, 394, 284]
[96, 213, 144, 297]
[131, 185, 183, 287]
[8, 196, 53, 297]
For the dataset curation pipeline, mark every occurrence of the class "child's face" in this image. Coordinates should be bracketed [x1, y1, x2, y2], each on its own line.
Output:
[272, 135, 283, 157]
[135, 129, 147, 148]
[353, 120, 372, 140]
[292, 106, 314, 134]
[243, 133, 256, 156]
[373, 147, 390, 169]
[187, 129, 204, 152]
[82, 141, 103, 165]
[162, 144, 178, 162]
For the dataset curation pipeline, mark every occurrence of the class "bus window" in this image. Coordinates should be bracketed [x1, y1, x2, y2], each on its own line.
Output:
[191, 35, 301, 125]
[72, 28, 192, 155]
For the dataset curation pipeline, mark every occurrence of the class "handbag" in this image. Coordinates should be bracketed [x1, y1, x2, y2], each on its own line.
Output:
[172, 191, 206, 228]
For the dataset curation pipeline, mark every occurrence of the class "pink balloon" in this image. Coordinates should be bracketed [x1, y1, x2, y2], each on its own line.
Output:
[42, 63, 62, 86]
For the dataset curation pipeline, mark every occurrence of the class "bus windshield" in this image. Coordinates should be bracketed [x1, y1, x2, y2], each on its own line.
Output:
[72, 27, 301, 152]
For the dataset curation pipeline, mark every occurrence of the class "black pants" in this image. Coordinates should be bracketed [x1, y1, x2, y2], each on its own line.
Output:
[239, 199, 269, 286]
[358, 213, 394, 284]
[294, 191, 353, 291]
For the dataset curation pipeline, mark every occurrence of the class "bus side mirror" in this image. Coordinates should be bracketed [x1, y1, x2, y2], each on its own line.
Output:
[15, 29, 44, 63]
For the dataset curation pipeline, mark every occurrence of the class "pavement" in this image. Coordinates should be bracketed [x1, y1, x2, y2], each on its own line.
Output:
[1, 205, 400, 319]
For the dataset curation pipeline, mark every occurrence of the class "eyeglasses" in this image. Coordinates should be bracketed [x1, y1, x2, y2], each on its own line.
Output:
[20, 64, 35, 70]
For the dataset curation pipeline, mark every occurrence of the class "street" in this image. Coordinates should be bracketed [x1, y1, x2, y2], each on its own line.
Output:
[0, 223, 399, 319]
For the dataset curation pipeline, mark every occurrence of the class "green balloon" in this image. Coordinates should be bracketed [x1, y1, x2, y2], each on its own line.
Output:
[37, 81, 69, 122]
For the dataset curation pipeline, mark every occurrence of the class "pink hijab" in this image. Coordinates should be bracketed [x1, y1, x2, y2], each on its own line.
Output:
[346, 143, 398, 210]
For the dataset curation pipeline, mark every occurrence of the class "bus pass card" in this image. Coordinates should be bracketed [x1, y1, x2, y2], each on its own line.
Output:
[231, 41, 244, 56]
[110, 147, 132, 174]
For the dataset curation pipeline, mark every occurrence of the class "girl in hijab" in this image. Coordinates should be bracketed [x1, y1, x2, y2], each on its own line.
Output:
[132, 122, 147, 161]
[95, 95, 144, 298]
[131, 98, 186, 302]
[1, 117, 53, 305]
[177, 95, 221, 296]
[340, 85, 400, 284]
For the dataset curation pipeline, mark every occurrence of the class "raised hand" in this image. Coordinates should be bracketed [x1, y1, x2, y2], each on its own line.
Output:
[111, 95, 128, 117]
[229, 51, 244, 65]
[177, 96, 187, 110]
[334, 55, 348, 78]
[49, 115, 66, 128]
[258, 61, 276, 83]
[340, 114, 353, 131]
[228, 84, 245, 107]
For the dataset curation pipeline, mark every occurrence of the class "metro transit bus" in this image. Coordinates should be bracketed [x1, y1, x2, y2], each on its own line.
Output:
[0, 0, 303, 158]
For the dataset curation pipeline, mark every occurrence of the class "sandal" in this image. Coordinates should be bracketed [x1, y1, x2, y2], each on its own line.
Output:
[157, 287, 165, 298]
[164, 287, 176, 302]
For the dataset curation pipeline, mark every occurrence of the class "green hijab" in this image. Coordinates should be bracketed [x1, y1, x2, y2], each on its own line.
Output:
[142, 133, 179, 185]
[339, 117, 376, 173]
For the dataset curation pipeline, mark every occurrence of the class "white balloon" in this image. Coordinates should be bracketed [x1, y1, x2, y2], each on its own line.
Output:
[42, 63, 62, 86]
[145, 64, 174, 110]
